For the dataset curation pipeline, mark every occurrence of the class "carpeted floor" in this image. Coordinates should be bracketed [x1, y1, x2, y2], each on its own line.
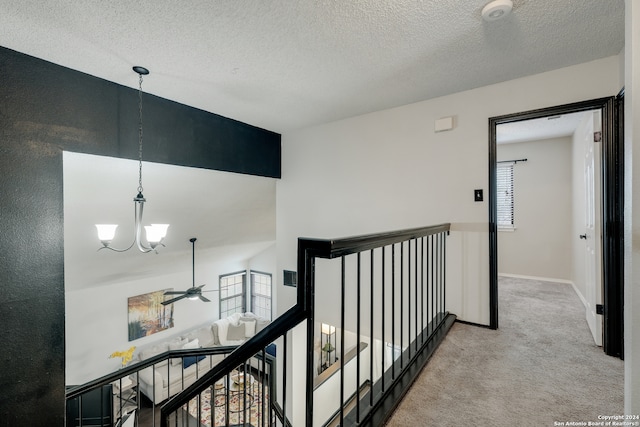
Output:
[385, 276, 624, 427]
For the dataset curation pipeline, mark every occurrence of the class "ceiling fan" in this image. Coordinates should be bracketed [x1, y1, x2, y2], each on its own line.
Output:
[162, 237, 216, 305]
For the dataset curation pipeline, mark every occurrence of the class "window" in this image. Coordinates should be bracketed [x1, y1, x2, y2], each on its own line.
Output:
[251, 271, 272, 320]
[497, 162, 515, 229]
[219, 272, 246, 318]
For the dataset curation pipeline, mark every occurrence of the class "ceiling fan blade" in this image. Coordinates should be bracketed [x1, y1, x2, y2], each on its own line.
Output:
[164, 290, 187, 295]
[199, 295, 211, 303]
[194, 284, 206, 290]
[162, 294, 187, 306]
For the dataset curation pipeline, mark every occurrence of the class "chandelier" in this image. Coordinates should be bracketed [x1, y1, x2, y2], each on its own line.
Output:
[95, 66, 169, 253]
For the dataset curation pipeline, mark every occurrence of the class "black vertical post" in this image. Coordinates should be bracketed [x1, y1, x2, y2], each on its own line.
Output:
[370, 248, 375, 407]
[283, 332, 287, 427]
[444, 232, 447, 316]
[425, 236, 429, 336]
[400, 242, 404, 370]
[391, 244, 395, 380]
[356, 252, 361, 422]
[407, 240, 412, 358]
[381, 246, 386, 392]
[340, 256, 346, 427]
[420, 237, 424, 343]
[413, 239, 419, 351]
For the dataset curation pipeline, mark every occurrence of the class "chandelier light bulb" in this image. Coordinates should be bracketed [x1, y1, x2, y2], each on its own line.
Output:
[145, 224, 170, 244]
[96, 224, 118, 244]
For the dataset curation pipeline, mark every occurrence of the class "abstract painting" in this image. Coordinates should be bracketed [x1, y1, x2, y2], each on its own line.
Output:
[128, 289, 174, 341]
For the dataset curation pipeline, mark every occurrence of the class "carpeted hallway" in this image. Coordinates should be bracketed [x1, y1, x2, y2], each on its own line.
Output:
[385, 276, 624, 426]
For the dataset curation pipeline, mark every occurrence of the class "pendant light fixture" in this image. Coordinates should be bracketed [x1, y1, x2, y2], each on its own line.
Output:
[95, 66, 169, 253]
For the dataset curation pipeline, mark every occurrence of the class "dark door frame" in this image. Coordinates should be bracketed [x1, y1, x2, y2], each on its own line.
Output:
[488, 96, 624, 358]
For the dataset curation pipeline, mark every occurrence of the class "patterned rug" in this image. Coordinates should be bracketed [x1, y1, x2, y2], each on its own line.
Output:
[187, 375, 270, 426]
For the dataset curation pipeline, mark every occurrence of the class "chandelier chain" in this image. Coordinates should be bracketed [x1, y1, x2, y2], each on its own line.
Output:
[137, 73, 144, 194]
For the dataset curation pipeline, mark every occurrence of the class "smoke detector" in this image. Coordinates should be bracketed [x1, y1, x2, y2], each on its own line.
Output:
[482, 0, 513, 21]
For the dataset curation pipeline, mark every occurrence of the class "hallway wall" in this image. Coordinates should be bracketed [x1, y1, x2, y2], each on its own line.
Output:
[497, 137, 573, 281]
[277, 55, 621, 328]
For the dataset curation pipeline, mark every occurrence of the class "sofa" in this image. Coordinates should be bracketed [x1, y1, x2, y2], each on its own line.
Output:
[135, 312, 270, 404]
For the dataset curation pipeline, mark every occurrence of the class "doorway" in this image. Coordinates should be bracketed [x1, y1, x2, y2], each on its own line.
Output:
[495, 109, 602, 345]
[488, 96, 624, 358]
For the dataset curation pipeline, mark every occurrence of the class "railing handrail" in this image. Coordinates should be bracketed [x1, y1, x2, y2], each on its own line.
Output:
[298, 223, 451, 259]
[160, 304, 307, 417]
[65, 345, 239, 400]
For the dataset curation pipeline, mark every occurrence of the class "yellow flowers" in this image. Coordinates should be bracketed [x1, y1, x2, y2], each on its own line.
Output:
[109, 346, 136, 367]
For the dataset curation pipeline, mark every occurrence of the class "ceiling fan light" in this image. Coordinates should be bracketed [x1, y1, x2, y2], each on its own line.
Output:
[145, 224, 169, 243]
[96, 224, 118, 242]
[188, 295, 199, 300]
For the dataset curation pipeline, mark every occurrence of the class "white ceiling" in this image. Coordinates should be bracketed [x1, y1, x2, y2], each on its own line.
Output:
[0, 0, 625, 133]
[497, 111, 592, 144]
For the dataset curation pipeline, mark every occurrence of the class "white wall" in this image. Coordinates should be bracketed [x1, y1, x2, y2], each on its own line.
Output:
[497, 137, 573, 281]
[248, 243, 277, 319]
[277, 55, 621, 327]
[625, 0, 640, 415]
[278, 56, 622, 425]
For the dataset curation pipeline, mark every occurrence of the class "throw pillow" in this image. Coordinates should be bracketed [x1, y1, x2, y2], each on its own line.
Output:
[169, 338, 188, 366]
[266, 343, 277, 357]
[255, 319, 270, 334]
[227, 323, 246, 341]
[182, 339, 200, 350]
[182, 355, 206, 369]
[211, 323, 221, 345]
[239, 319, 256, 337]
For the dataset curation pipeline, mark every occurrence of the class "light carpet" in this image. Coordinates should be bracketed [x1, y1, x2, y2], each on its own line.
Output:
[385, 276, 624, 427]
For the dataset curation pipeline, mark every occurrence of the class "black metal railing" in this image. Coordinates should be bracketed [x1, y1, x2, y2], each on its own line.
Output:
[65, 345, 254, 427]
[68, 223, 453, 427]
[301, 223, 454, 427]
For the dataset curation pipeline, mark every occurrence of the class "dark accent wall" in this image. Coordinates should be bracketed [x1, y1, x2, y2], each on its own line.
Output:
[0, 46, 280, 425]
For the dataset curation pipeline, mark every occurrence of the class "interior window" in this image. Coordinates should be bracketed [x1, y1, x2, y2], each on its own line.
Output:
[251, 271, 272, 320]
[219, 272, 246, 317]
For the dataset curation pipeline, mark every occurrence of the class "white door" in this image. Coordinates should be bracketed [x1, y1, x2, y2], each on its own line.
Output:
[583, 111, 603, 346]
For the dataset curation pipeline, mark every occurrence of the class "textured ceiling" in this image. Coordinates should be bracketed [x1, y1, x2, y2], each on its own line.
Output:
[0, 0, 625, 133]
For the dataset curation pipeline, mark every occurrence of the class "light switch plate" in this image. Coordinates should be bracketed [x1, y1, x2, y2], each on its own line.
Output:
[474, 189, 483, 202]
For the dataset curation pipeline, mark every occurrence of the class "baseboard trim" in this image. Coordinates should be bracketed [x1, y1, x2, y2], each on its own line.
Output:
[499, 273, 586, 308]
[455, 319, 492, 329]
[498, 273, 572, 285]
[569, 282, 587, 309]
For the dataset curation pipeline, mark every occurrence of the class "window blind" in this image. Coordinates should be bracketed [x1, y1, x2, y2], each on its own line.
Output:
[496, 162, 514, 228]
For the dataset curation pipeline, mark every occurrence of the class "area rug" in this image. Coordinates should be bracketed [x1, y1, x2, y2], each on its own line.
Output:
[187, 375, 270, 426]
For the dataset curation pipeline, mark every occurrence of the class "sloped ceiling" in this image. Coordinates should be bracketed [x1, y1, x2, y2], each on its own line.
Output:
[63, 153, 277, 291]
[0, 0, 625, 133]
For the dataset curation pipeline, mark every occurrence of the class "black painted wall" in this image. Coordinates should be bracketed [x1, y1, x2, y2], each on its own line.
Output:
[0, 46, 280, 425]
